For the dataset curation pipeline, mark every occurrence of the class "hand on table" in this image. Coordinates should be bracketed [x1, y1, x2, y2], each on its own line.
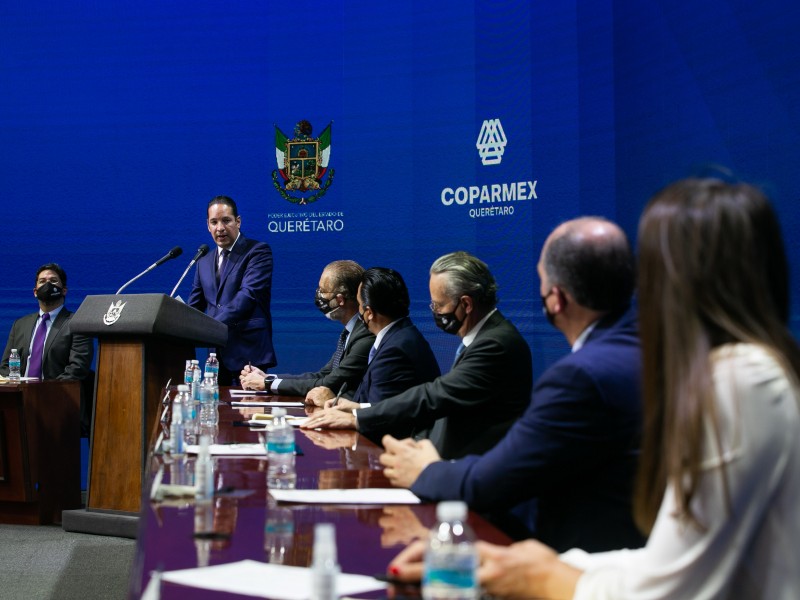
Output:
[301, 407, 357, 430]
[380, 435, 441, 489]
[305, 386, 335, 406]
[239, 366, 267, 391]
[298, 428, 359, 450]
[476, 539, 581, 599]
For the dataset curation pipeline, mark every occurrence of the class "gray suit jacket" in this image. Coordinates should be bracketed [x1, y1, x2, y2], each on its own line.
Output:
[275, 319, 375, 397]
[1, 307, 93, 380]
[357, 310, 533, 459]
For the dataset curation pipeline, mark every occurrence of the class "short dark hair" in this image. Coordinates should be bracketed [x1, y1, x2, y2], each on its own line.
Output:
[36, 263, 67, 287]
[543, 218, 634, 312]
[326, 260, 365, 299]
[429, 251, 498, 309]
[359, 268, 410, 320]
[207, 195, 239, 218]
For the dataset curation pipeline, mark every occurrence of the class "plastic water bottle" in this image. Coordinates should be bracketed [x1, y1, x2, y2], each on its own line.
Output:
[169, 386, 186, 456]
[8, 349, 21, 381]
[264, 496, 295, 564]
[195, 434, 214, 503]
[311, 523, 339, 600]
[178, 384, 197, 444]
[183, 359, 193, 385]
[191, 359, 202, 397]
[422, 501, 479, 600]
[199, 373, 219, 427]
[204, 352, 219, 383]
[267, 408, 296, 489]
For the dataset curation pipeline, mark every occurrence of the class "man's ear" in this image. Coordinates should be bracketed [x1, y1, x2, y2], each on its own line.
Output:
[461, 294, 474, 315]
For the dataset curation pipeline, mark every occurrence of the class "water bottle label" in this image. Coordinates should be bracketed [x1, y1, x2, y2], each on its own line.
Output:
[267, 441, 295, 454]
[424, 568, 476, 587]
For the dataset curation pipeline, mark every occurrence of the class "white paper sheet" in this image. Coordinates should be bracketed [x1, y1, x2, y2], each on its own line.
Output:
[247, 417, 308, 428]
[231, 401, 305, 407]
[229, 389, 269, 396]
[159, 559, 387, 600]
[185, 443, 266, 456]
[270, 488, 420, 505]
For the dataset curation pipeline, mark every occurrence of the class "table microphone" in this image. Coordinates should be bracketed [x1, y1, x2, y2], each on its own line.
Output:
[169, 244, 210, 298]
[116, 246, 183, 294]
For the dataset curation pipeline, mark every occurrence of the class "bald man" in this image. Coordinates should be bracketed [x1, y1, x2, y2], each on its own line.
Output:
[380, 217, 645, 553]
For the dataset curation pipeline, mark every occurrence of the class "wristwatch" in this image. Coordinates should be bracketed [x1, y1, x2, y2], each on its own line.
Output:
[263, 374, 276, 393]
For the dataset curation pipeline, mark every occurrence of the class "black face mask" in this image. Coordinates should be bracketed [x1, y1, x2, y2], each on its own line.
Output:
[314, 290, 339, 317]
[432, 303, 463, 335]
[36, 282, 64, 303]
[541, 294, 556, 326]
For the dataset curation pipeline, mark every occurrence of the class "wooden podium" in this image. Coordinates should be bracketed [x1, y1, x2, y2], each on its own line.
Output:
[64, 294, 226, 536]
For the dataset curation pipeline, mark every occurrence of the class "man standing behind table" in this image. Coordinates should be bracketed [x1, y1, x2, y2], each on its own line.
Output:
[304, 267, 441, 415]
[240, 260, 375, 403]
[188, 195, 276, 384]
[1, 263, 94, 434]
[380, 217, 645, 553]
[302, 251, 533, 460]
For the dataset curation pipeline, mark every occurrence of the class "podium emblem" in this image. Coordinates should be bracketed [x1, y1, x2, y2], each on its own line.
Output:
[272, 120, 334, 204]
[103, 300, 127, 325]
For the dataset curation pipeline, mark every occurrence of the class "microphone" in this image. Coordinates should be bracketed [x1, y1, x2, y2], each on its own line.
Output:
[169, 244, 210, 298]
[116, 246, 184, 294]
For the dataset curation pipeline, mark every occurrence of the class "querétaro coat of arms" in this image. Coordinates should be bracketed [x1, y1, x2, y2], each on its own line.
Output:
[272, 120, 334, 204]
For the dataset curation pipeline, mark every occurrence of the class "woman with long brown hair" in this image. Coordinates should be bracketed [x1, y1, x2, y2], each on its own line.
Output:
[389, 178, 800, 598]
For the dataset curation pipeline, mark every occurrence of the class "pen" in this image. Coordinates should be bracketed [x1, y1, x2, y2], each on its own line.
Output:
[247, 361, 252, 373]
[331, 382, 348, 407]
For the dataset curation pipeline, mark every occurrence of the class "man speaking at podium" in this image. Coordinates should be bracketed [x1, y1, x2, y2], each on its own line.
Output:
[188, 196, 276, 384]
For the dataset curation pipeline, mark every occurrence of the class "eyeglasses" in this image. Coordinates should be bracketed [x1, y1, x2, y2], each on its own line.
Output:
[429, 298, 460, 313]
[316, 287, 337, 298]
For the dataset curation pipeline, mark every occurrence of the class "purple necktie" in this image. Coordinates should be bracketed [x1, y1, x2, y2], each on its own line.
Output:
[28, 313, 50, 380]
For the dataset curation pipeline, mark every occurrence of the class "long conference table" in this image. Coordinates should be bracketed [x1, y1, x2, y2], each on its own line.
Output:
[127, 390, 511, 599]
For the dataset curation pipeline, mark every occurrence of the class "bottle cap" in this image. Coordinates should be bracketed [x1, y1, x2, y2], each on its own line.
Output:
[191, 359, 200, 365]
[272, 407, 287, 418]
[209, 353, 216, 358]
[178, 384, 190, 392]
[436, 500, 468, 522]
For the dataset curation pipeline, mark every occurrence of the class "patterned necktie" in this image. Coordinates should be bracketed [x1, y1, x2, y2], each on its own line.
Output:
[331, 328, 348, 368]
[452, 342, 466, 368]
[368, 345, 377, 364]
[28, 313, 50, 379]
[216, 249, 229, 283]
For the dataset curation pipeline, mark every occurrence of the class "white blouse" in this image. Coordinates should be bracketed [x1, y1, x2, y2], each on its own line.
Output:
[561, 343, 800, 600]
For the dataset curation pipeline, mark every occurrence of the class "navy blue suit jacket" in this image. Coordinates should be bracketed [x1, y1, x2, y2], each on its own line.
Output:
[352, 317, 440, 408]
[188, 234, 276, 371]
[411, 307, 645, 553]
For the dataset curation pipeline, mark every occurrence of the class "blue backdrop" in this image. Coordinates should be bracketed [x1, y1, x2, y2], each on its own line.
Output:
[2, 0, 798, 380]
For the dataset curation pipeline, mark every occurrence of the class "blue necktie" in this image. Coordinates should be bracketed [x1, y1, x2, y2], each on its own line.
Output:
[28, 313, 50, 379]
[332, 329, 348, 368]
[368, 345, 377, 364]
[453, 342, 465, 367]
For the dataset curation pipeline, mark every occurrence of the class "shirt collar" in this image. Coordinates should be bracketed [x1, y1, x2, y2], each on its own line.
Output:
[373, 318, 401, 351]
[462, 308, 497, 348]
[218, 232, 241, 255]
[40, 305, 64, 321]
[572, 319, 599, 352]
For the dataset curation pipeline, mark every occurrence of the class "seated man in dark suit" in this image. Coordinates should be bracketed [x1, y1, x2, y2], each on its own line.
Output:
[240, 260, 375, 403]
[380, 217, 645, 553]
[307, 267, 440, 415]
[1, 263, 94, 434]
[302, 252, 533, 460]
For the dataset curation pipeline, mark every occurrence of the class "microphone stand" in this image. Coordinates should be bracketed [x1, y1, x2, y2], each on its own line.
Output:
[117, 267, 157, 295]
[170, 261, 197, 298]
